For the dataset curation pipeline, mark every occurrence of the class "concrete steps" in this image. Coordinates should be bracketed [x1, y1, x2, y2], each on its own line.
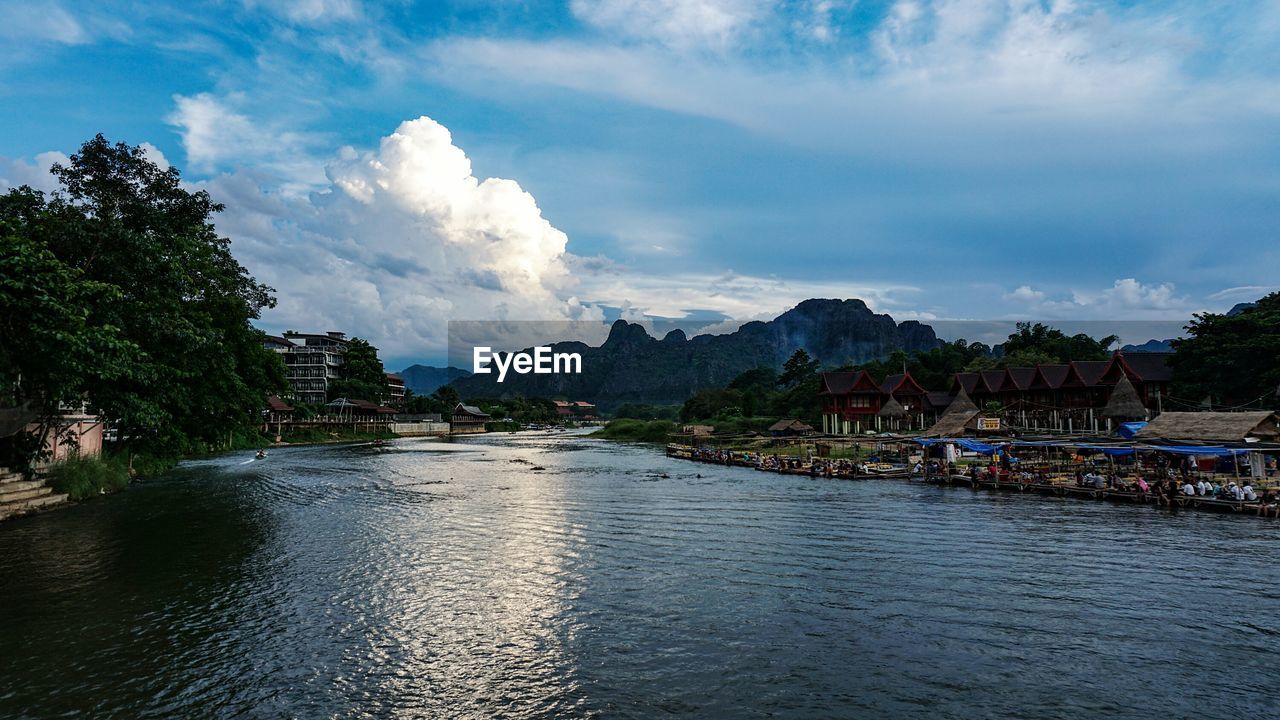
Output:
[0, 467, 70, 522]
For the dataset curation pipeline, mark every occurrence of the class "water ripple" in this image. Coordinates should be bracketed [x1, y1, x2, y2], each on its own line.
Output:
[1, 432, 1278, 719]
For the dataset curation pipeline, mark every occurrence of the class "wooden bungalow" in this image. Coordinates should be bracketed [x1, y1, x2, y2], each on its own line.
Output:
[326, 398, 398, 417]
[819, 370, 882, 435]
[451, 403, 491, 434]
[881, 372, 929, 423]
[1000, 368, 1036, 408]
[1097, 351, 1173, 412]
[265, 395, 294, 424]
[768, 419, 815, 436]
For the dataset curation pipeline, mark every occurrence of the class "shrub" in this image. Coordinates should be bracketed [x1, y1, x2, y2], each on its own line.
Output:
[45, 456, 130, 501]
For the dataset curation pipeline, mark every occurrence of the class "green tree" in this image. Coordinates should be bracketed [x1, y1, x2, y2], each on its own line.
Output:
[433, 384, 461, 411]
[1000, 322, 1116, 365]
[328, 337, 387, 402]
[0, 231, 139, 468]
[0, 135, 286, 458]
[1170, 293, 1280, 407]
[778, 349, 819, 389]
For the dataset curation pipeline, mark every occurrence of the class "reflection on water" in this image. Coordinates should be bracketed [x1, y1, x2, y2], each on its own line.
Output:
[1, 432, 1278, 719]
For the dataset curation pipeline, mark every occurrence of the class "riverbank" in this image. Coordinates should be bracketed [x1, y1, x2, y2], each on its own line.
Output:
[665, 442, 1280, 519]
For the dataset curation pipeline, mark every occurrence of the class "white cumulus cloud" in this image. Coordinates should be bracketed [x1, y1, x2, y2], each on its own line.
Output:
[167, 93, 325, 193]
[0, 151, 69, 193]
[201, 116, 603, 362]
[1000, 278, 1196, 319]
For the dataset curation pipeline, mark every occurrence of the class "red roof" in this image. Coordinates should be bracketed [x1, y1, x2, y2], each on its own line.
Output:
[266, 396, 293, 412]
[1071, 360, 1109, 387]
[953, 372, 980, 395]
[1106, 351, 1173, 383]
[1031, 365, 1070, 390]
[820, 371, 879, 395]
[881, 372, 927, 396]
[1004, 367, 1036, 391]
[979, 370, 1006, 393]
[925, 391, 955, 410]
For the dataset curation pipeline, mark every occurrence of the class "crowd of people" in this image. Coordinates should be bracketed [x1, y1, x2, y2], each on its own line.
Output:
[678, 444, 1280, 517]
[686, 447, 892, 478]
[925, 455, 1280, 516]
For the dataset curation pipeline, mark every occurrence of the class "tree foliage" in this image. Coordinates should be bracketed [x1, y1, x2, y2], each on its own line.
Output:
[327, 337, 387, 403]
[1170, 293, 1280, 407]
[0, 134, 286, 461]
[997, 322, 1116, 366]
[680, 358, 823, 426]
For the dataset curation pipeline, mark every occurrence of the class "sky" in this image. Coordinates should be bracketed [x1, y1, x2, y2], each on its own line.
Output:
[1, 0, 1278, 368]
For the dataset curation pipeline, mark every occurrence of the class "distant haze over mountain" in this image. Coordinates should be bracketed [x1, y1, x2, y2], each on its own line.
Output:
[398, 365, 470, 395]
[449, 299, 940, 408]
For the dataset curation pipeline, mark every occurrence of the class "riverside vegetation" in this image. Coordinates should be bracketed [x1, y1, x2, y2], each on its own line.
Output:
[1, 135, 289, 489]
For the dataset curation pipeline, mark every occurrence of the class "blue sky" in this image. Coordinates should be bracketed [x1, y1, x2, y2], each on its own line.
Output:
[2, 0, 1278, 368]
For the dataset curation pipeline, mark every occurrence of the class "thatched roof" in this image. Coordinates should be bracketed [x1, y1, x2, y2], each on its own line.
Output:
[1102, 375, 1147, 419]
[923, 410, 979, 438]
[944, 386, 978, 415]
[1135, 411, 1279, 443]
[877, 396, 907, 418]
[768, 419, 814, 434]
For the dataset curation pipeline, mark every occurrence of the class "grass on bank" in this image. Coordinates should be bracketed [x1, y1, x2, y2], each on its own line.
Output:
[592, 419, 678, 442]
[45, 455, 131, 501]
[42, 425, 397, 503]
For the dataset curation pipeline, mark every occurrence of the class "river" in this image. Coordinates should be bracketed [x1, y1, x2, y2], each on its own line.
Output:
[1, 432, 1277, 719]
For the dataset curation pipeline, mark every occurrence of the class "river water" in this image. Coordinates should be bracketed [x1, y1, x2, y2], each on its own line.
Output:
[1, 432, 1277, 719]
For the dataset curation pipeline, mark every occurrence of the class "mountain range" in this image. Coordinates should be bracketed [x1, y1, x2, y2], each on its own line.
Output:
[1119, 339, 1176, 353]
[447, 298, 940, 408]
[397, 365, 470, 396]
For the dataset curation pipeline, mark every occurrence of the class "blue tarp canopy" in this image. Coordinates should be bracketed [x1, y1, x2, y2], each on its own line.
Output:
[956, 439, 997, 454]
[914, 438, 998, 454]
[1075, 444, 1136, 457]
[1143, 445, 1248, 457]
[1116, 421, 1148, 439]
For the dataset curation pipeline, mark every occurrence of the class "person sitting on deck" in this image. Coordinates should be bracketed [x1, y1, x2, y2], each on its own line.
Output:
[1242, 483, 1257, 502]
[1181, 481, 1196, 497]
[1259, 491, 1279, 517]
[1195, 479, 1209, 496]
[1137, 477, 1150, 493]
